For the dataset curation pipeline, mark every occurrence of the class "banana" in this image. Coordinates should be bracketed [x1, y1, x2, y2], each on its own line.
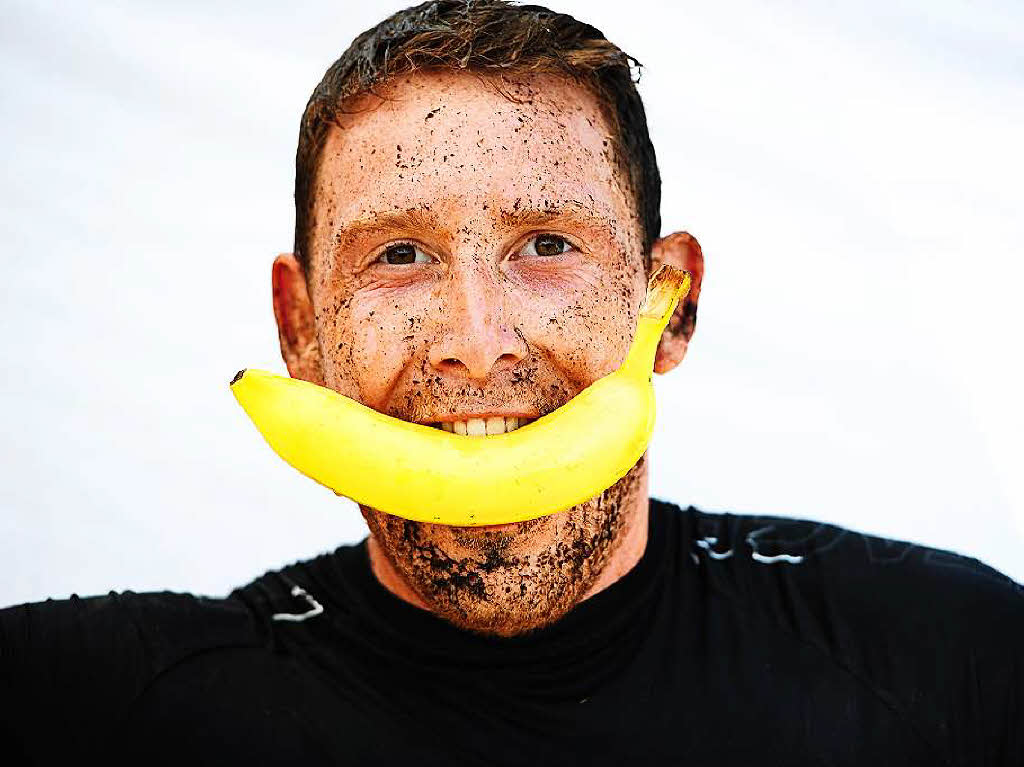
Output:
[231, 265, 691, 526]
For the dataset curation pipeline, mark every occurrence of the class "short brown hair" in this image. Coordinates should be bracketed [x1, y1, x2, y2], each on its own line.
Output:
[293, 0, 661, 273]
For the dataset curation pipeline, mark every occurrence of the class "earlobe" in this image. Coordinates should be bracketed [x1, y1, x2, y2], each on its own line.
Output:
[648, 232, 704, 375]
[271, 253, 325, 385]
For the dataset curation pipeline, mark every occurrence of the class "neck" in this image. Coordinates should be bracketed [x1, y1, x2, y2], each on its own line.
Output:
[365, 455, 651, 616]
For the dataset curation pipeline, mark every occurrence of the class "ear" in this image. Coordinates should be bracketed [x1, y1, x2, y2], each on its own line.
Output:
[649, 232, 704, 374]
[271, 253, 325, 385]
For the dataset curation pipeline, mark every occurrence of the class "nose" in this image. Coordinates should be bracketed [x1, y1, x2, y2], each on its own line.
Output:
[428, 265, 527, 382]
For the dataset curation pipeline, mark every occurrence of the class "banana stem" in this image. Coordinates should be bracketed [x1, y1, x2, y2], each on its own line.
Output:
[618, 265, 692, 381]
[640, 265, 692, 321]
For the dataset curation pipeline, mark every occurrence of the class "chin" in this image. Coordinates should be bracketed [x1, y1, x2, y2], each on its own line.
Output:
[358, 459, 643, 635]
[439, 600, 580, 638]
[363, 503, 622, 635]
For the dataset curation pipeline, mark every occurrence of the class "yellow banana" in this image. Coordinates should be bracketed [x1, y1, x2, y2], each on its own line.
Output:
[230, 265, 691, 526]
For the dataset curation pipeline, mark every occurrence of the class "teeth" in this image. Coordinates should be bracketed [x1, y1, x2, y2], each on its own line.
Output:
[432, 417, 534, 435]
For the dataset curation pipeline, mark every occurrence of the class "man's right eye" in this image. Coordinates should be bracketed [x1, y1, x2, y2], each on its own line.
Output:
[378, 243, 431, 265]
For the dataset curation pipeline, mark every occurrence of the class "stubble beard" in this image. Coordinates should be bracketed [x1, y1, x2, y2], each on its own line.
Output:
[359, 456, 646, 637]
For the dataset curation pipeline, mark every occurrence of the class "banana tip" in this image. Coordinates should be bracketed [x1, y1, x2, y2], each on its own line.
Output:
[230, 369, 247, 386]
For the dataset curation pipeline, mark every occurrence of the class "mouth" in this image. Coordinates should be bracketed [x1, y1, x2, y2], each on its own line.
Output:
[425, 416, 537, 436]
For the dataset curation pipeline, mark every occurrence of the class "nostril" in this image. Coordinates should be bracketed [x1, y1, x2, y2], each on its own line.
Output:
[437, 358, 471, 376]
[431, 350, 520, 381]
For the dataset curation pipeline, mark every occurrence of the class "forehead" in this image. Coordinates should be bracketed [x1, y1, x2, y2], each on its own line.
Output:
[313, 69, 635, 235]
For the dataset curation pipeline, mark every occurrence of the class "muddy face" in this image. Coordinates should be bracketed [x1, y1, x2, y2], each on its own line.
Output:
[304, 69, 651, 635]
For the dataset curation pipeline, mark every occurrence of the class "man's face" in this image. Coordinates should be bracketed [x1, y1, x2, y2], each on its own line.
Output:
[303, 69, 649, 634]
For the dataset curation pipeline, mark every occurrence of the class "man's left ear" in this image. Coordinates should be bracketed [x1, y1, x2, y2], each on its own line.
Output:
[649, 232, 704, 374]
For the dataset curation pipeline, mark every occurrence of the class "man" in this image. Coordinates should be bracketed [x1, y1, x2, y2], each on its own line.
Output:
[3, 1, 1022, 764]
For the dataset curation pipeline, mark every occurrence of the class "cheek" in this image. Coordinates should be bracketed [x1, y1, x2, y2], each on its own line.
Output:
[510, 261, 640, 385]
[320, 281, 437, 404]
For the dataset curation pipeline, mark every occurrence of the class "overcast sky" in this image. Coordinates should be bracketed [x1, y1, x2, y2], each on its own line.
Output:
[2, 0, 1021, 606]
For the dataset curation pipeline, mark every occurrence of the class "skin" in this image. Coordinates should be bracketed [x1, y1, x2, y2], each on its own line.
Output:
[272, 69, 704, 636]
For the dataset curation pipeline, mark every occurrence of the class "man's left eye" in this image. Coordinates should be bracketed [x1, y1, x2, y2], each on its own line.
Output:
[521, 234, 573, 258]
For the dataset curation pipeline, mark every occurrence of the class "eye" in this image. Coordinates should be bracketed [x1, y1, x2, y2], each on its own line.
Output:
[520, 233, 574, 258]
[377, 242, 432, 265]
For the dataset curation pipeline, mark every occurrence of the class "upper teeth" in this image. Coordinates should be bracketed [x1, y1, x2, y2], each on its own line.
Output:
[433, 416, 534, 435]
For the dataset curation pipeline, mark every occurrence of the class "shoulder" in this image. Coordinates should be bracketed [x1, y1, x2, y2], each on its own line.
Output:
[1, 588, 264, 664]
[1, 589, 266, 713]
[670, 503, 1024, 746]
[1, 589, 268, 758]
[678, 505, 1024, 640]
[655, 500, 1024, 760]
[655, 499, 1024, 677]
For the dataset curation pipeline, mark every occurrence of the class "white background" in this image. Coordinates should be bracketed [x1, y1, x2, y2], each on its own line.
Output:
[2, 0, 1021, 606]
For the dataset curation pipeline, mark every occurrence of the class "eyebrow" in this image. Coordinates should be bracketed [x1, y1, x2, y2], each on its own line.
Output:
[500, 202, 615, 232]
[333, 208, 438, 246]
[334, 200, 617, 245]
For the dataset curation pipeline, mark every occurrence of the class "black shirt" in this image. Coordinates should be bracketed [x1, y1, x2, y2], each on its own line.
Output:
[2, 498, 1022, 765]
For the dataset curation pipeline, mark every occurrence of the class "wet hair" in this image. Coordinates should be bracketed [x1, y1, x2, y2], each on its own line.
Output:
[293, 0, 661, 274]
